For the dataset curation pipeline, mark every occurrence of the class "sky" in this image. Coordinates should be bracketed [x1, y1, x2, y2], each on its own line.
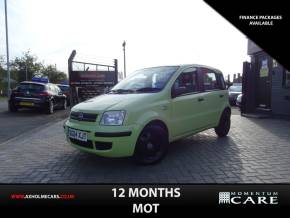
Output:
[0, 0, 249, 78]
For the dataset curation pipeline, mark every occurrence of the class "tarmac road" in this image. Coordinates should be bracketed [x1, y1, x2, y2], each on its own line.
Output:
[0, 97, 239, 145]
[0, 99, 70, 144]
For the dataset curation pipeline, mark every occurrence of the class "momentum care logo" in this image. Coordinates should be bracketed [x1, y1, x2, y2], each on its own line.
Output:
[218, 191, 278, 205]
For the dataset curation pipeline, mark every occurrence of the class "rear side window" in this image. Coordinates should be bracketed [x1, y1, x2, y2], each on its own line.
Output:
[201, 68, 225, 91]
[18, 83, 45, 93]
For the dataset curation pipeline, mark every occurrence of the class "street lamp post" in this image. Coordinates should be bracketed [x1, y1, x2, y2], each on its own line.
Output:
[4, 0, 10, 97]
[122, 40, 126, 78]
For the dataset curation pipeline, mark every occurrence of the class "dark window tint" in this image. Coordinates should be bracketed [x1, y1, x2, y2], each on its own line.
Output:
[173, 68, 198, 96]
[18, 83, 45, 93]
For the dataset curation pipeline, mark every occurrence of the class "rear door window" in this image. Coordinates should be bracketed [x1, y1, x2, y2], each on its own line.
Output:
[201, 68, 224, 91]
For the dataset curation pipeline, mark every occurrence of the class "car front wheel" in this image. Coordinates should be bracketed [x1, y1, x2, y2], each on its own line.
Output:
[62, 99, 67, 110]
[133, 125, 168, 165]
[215, 110, 231, 137]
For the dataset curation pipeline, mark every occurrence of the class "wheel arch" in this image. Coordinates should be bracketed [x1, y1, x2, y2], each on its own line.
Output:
[223, 106, 231, 116]
[142, 119, 169, 141]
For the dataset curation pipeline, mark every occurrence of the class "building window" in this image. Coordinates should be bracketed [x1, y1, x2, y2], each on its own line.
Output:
[284, 69, 290, 88]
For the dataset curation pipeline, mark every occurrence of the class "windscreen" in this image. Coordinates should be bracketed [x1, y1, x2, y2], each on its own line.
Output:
[111, 66, 179, 93]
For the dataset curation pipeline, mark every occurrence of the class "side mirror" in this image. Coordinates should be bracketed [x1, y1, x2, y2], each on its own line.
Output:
[171, 87, 187, 98]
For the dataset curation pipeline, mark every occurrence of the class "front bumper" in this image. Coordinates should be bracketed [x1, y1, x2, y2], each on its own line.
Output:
[64, 119, 141, 157]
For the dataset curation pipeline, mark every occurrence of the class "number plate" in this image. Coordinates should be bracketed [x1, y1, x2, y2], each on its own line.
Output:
[19, 102, 34, 106]
[68, 128, 87, 142]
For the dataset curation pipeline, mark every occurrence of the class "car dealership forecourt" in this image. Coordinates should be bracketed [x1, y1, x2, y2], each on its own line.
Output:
[1, 113, 290, 183]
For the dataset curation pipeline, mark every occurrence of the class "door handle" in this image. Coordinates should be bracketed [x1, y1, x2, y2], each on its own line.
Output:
[219, 94, 224, 98]
[198, 98, 204, 102]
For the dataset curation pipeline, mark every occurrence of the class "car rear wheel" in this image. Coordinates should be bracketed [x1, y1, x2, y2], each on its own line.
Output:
[8, 102, 18, 112]
[133, 125, 168, 165]
[46, 101, 54, 114]
[215, 110, 231, 137]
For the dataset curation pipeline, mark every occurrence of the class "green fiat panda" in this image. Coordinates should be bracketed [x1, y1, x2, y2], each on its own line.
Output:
[64, 65, 231, 164]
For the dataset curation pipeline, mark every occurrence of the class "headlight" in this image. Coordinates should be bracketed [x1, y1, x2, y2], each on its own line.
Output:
[100, 111, 126, 126]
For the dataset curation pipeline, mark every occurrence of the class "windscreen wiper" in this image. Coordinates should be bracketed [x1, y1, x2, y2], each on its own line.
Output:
[135, 87, 161, 92]
[109, 89, 135, 94]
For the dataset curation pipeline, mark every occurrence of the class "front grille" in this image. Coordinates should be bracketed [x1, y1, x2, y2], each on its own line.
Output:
[70, 111, 98, 122]
[70, 138, 94, 149]
[95, 141, 112, 150]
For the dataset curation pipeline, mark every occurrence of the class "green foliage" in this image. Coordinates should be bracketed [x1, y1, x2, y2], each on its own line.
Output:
[11, 50, 43, 82]
[0, 51, 68, 96]
[41, 65, 67, 84]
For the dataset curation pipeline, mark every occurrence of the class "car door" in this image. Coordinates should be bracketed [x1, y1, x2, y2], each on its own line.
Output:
[50, 84, 60, 107]
[200, 68, 226, 126]
[54, 85, 64, 107]
[170, 67, 206, 138]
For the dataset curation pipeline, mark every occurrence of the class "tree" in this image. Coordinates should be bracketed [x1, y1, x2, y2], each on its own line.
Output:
[41, 65, 68, 84]
[11, 50, 43, 83]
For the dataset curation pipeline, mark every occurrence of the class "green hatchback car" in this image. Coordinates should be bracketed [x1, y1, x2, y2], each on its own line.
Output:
[64, 65, 231, 164]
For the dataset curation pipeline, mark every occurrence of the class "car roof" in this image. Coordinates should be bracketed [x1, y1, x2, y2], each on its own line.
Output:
[178, 64, 223, 74]
[139, 64, 223, 74]
[19, 81, 60, 87]
[20, 81, 48, 86]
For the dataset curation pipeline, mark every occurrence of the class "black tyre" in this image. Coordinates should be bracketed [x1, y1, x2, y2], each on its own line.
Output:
[133, 125, 168, 165]
[215, 110, 231, 137]
[46, 100, 54, 114]
[8, 102, 18, 112]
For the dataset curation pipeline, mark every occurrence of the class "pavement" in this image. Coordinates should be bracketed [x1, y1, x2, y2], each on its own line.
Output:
[0, 113, 290, 183]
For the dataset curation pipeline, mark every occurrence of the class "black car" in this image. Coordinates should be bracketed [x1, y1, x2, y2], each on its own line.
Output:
[8, 81, 67, 114]
[228, 83, 242, 106]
